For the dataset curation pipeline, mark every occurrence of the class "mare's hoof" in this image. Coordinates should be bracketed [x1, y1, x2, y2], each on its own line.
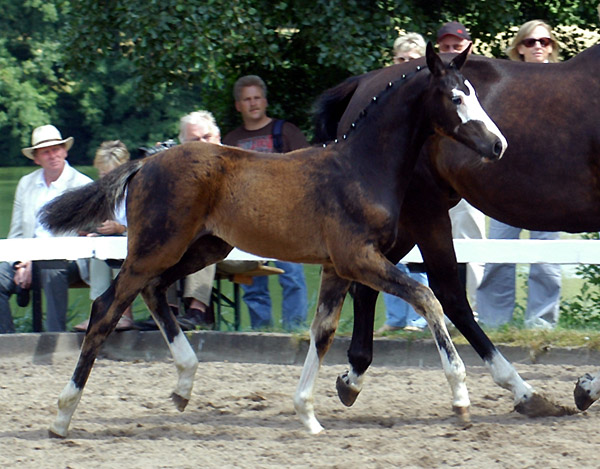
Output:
[574, 374, 596, 411]
[452, 405, 472, 427]
[170, 392, 189, 412]
[336, 373, 360, 407]
[514, 392, 578, 417]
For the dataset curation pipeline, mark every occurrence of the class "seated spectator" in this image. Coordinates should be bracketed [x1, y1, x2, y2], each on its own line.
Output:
[73, 140, 134, 332]
[0, 125, 92, 332]
[167, 111, 222, 330]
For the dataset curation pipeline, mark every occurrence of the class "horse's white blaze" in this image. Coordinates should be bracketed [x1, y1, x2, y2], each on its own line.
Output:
[50, 380, 83, 437]
[486, 350, 534, 403]
[170, 331, 199, 400]
[454, 80, 508, 158]
[294, 330, 325, 434]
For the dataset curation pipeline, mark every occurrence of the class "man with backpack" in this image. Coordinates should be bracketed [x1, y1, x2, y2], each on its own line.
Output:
[223, 75, 308, 331]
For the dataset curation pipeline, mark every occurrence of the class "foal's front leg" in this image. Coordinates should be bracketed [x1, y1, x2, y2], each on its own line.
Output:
[294, 266, 351, 434]
[343, 250, 471, 422]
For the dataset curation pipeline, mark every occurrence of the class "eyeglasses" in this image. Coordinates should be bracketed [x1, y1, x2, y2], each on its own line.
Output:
[521, 37, 553, 48]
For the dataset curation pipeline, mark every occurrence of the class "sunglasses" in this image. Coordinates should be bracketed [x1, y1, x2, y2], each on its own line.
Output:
[521, 37, 553, 48]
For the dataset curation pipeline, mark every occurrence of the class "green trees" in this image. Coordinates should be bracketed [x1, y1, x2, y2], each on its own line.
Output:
[1, 0, 598, 166]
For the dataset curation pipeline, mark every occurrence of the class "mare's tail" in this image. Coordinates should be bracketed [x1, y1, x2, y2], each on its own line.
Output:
[39, 159, 144, 234]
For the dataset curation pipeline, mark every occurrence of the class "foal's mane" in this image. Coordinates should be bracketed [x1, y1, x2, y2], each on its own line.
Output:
[313, 65, 428, 145]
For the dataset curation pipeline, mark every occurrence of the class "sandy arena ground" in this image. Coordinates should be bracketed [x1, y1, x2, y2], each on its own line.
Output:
[1, 355, 599, 468]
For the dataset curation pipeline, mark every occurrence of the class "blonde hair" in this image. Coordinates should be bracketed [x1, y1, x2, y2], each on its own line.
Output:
[393, 32, 426, 57]
[94, 140, 130, 174]
[506, 20, 560, 62]
[178, 110, 221, 142]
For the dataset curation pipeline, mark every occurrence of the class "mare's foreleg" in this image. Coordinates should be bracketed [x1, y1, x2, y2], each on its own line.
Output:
[335, 283, 377, 407]
[294, 266, 351, 434]
[49, 276, 140, 438]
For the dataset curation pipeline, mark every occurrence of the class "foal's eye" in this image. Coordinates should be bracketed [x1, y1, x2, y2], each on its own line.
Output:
[451, 96, 463, 106]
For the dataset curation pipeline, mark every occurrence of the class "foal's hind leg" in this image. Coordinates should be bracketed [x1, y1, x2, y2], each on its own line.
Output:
[294, 266, 351, 434]
[141, 235, 233, 411]
[49, 276, 141, 438]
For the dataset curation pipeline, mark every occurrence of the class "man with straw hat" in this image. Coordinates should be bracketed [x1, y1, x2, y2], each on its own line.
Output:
[0, 125, 92, 333]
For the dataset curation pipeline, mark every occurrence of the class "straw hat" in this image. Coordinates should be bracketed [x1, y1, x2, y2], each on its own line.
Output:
[22, 125, 74, 160]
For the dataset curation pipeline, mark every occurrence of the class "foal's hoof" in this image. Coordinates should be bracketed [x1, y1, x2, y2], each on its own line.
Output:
[514, 392, 577, 417]
[170, 392, 189, 412]
[452, 405, 472, 427]
[48, 428, 66, 439]
[336, 372, 360, 407]
[574, 373, 596, 411]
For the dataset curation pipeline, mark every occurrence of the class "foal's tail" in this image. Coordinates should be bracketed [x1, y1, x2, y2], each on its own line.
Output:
[40, 159, 144, 235]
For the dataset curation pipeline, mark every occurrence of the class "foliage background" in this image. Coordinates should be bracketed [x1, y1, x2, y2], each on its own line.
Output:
[1, 0, 598, 166]
[1, 1, 600, 333]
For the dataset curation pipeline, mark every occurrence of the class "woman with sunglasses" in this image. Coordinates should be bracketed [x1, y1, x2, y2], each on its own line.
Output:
[506, 19, 560, 63]
[477, 20, 562, 330]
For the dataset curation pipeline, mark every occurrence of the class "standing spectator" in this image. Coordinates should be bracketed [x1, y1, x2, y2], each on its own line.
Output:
[437, 21, 487, 311]
[222, 75, 308, 331]
[73, 140, 134, 332]
[0, 125, 92, 332]
[378, 32, 428, 333]
[477, 20, 562, 329]
[436, 21, 472, 53]
[392, 32, 426, 64]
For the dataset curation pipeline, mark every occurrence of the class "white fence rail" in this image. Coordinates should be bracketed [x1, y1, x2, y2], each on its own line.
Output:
[0, 237, 598, 264]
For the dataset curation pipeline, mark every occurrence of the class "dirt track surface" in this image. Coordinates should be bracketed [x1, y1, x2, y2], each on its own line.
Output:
[1, 356, 598, 468]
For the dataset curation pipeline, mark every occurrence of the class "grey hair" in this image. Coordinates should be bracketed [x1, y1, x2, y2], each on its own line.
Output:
[178, 110, 221, 142]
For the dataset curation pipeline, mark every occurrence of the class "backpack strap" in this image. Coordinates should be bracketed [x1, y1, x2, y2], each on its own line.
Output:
[272, 119, 285, 153]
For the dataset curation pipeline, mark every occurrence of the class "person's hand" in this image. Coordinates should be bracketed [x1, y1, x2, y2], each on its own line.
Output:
[94, 220, 126, 235]
[13, 261, 32, 289]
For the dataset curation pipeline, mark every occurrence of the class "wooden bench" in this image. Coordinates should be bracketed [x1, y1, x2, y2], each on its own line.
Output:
[30, 260, 284, 332]
[213, 263, 284, 330]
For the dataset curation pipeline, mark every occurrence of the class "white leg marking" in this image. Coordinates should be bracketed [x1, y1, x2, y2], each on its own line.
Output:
[294, 330, 324, 434]
[344, 368, 365, 394]
[169, 331, 199, 401]
[50, 380, 83, 437]
[486, 350, 534, 405]
[577, 372, 600, 404]
[430, 321, 470, 410]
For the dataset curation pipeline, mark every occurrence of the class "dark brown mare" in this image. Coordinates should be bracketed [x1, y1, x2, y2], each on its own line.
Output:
[315, 44, 600, 416]
[40, 45, 505, 437]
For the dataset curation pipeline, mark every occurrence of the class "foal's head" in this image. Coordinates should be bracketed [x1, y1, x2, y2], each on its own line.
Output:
[425, 42, 507, 161]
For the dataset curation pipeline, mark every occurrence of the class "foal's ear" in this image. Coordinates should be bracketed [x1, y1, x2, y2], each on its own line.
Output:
[449, 43, 472, 71]
[426, 41, 445, 77]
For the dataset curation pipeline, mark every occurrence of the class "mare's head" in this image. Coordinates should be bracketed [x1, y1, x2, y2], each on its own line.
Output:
[424, 42, 507, 161]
